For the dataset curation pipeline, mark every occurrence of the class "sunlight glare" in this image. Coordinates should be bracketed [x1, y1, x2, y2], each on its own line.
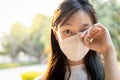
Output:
[0, 0, 62, 35]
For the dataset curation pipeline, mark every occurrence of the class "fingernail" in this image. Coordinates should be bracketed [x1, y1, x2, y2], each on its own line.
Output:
[89, 38, 93, 43]
[96, 27, 101, 31]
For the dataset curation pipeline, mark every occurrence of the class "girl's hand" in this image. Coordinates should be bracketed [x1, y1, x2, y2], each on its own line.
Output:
[79, 23, 114, 56]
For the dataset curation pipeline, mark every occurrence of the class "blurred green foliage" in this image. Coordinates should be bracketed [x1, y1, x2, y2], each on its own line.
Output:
[0, 63, 19, 69]
[0, 61, 39, 69]
[91, 0, 120, 60]
[0, 14, 51, 63]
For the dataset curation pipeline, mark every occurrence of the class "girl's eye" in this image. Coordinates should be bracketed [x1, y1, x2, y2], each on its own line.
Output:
[64, 30, 73, 34]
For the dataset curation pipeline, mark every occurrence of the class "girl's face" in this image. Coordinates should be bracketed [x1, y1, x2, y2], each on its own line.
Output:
[55, 10, 92, 41]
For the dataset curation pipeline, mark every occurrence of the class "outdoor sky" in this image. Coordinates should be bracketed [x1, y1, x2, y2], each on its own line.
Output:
[0, 0, 63, 35]
[0, 0, 119, 35]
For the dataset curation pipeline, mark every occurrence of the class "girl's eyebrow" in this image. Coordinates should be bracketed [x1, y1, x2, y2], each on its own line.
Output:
[82, 23, 91, 27]
[62, 23, 73, 27]
[65, 22, 73, 25]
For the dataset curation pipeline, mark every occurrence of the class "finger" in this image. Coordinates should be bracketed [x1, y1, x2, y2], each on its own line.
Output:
[84, 37, 92, 47]
[91, 23, 106, 39]
[94, 23, 106, 31]
[82, 31, 93, 47]
[86, 24, 102, 44]
[88, 25, 101, 39]
[92, 28, 105, 39]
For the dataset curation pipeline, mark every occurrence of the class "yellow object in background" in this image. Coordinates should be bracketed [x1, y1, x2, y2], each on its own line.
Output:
[21, 71, 42, 80]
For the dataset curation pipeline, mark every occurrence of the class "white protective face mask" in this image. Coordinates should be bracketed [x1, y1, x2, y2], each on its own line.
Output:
[59, 35, 89, 61]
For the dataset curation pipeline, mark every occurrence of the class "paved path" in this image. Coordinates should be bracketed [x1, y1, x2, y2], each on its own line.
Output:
[0, 64, 46, 80]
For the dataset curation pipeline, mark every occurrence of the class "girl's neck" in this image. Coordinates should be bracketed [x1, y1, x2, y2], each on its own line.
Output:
[68, 59, 84, 66]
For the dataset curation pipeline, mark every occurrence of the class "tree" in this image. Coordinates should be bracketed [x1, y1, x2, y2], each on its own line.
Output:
[18, 14, 51, 62]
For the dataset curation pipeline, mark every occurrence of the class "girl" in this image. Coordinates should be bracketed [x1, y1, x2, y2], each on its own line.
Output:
[35, 0, 120, 80]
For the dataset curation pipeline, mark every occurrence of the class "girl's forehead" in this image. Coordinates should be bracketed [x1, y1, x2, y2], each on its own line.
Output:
[61, 10, 92, 25]
[68, 10, 91, 20]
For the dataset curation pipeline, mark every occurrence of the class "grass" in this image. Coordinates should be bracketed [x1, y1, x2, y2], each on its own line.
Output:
[0, 61, 40, 69]
[0, 63, 19, 69]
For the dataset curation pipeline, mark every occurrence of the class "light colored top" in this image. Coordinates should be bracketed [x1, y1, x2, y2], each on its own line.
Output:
[34, 64, 89, 80]
[65, 64, 89, 80]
